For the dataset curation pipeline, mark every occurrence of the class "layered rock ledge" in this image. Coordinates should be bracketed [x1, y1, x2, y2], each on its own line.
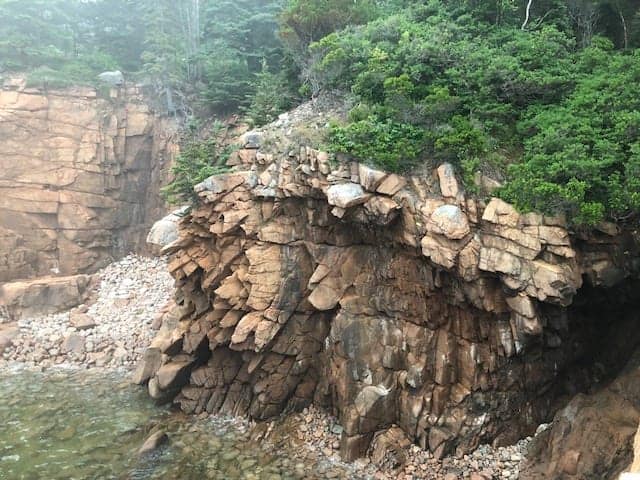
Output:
[140, 108, 640, 466]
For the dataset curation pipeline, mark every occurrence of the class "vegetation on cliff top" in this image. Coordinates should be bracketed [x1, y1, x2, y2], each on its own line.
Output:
[313, 2, 640, 225]
[161, 122, 233, 204]
[3, 0, 640, 224]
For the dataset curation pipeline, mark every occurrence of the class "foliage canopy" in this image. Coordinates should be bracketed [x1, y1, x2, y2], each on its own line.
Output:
[2, 0, 640, 221]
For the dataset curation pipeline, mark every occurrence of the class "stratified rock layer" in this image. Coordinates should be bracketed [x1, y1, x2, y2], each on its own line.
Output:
[142, 108, 640, 462]
[0, 76, 176, 282]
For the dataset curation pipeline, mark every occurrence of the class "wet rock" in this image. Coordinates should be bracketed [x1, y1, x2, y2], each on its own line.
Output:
[138, 430, 168, 456]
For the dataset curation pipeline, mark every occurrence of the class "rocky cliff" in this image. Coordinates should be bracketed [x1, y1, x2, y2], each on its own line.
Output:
[0, 76, 177, 283]
[139, 103, 640, 476]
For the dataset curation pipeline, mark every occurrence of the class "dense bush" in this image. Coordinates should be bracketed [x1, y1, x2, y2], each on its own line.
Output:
[244, 63, 298, 127]
[162, 123, 233, 204]
[4, 0, 640, 222]
[328, 116, 426, 172]
[314, 1, 640, 225]
[499, 47, 640, 225]
[316, 6, 576, 164]
[280, 0, 378, 52]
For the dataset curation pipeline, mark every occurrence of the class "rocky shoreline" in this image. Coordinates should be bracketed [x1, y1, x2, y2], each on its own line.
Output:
[0, 255, 173, 370]
[258, 405, 533, 480]
[0, 254, 535, 479]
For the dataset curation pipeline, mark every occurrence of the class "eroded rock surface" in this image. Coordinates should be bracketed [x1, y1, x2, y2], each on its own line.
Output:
[140, 104, 640, 465]
[0, 274, 91, 317]
[522, 350, 640, 480]
[0, 76, 177, 283]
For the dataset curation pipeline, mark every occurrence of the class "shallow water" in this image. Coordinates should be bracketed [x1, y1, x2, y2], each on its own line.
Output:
[0, 369, 356, 480]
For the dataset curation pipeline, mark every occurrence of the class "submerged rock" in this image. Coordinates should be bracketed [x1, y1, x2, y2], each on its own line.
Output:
[138, 430, 168, 456]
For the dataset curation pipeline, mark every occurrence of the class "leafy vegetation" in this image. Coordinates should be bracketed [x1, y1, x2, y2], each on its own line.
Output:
[500, 45, 640, 224]
[2, 0, 640, 221]
[161, 123, 233, 204]
[0, 0, 291, 114]
[310, 1, 640, 225]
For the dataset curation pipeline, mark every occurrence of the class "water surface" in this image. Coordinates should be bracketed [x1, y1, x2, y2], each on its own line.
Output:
[0, 368, 355, 480]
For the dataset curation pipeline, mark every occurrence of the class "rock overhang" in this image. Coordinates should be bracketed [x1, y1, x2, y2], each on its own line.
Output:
[140, 107, 640, 462]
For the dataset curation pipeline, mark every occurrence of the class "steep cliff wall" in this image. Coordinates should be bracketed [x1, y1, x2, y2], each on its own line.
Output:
[0, 77, 177, 283]
[138, 103, 640, 467]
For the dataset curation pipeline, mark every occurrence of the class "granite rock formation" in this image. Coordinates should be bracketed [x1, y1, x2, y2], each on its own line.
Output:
[0, 76, 177, 284]
[139, 104, 640, 469]
[522, 350, 640, 479]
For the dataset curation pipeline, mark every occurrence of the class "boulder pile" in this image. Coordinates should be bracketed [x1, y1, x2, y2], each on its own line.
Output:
[1, 255, 173, 369]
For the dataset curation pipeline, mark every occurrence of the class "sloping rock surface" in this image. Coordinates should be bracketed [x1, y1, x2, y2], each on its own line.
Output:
[522, 350, 640, 480]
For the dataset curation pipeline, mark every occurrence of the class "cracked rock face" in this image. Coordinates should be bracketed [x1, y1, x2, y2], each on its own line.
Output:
[140, 109, 640, 462]
[0, 76, 177, 283]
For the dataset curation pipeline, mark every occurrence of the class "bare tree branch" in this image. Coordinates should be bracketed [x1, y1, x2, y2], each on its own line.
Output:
[522, 0, 534, 30]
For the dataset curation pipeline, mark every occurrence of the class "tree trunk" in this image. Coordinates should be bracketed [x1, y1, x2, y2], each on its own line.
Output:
[522, 0, 534, 30]
[619, 8, 629, 49]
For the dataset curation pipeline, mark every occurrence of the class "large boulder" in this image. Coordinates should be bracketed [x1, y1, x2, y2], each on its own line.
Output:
[138, 430, 168, 456]
[146, 207, 189, 254]
[0, 275, 91, 318]
[0, 323, 18, 354]
[521, 351, 640, 480]
[327, 183, 372, 209]
[437, 163, 460, 199]
[427, 205, 471, 240]
[97, 70, 124, 86]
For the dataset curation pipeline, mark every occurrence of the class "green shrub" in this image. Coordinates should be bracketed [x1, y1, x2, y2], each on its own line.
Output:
[498, 50, 640, 225]
[162, 123, 234, 204]
[309, 2, 640, 225]
[328, 116, 426, 172]
[244, 63, 298, 126]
